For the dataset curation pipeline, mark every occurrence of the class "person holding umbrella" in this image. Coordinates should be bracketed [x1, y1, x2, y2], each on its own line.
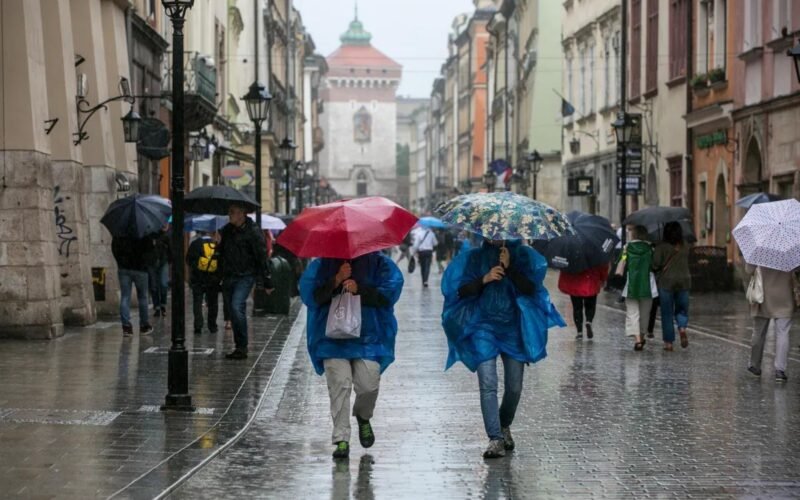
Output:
[733, 199, 800, 382]
[651, 221, 692, 351]
[559, 265, 609, 340]
[283, 197, 415, 459]
[616, 225, 657, 351]
[436, 191, 569, 459]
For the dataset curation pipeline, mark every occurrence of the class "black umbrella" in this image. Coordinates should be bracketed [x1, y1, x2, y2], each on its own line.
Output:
[184, 185, 260, 215]
[531, 211, 618, 274]
[623, 206, 697, 244]
[100, 194, 171, 238]
[735, 192, 784, 209]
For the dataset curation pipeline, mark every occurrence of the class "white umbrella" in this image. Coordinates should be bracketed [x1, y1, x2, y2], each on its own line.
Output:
[732, 199, 800, 272]
[248, 213, 287, 231]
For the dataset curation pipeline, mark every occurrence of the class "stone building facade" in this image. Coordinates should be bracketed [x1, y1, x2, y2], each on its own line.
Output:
[319, 14, 401, 200]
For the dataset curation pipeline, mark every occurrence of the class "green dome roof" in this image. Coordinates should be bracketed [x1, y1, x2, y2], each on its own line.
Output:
[340, 5, 372, 46]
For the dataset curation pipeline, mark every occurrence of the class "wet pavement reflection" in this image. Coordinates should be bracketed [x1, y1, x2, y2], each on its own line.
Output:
[175, 269, 800, 499]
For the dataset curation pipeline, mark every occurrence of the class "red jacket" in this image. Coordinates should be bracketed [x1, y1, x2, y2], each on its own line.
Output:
[558, 264, 609, 298]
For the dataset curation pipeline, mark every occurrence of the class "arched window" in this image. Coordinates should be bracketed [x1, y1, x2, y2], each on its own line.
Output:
[356, 171, 368, 196]
[645, 163, 659, 206]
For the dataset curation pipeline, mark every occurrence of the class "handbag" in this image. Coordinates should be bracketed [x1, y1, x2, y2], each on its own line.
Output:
[325, 292, 362, 339]
[746, 267, 764, 305]
[408, 256, 416, 274]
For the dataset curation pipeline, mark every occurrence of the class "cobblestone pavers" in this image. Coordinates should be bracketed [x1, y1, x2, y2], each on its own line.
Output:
[176, 270, 800, 499]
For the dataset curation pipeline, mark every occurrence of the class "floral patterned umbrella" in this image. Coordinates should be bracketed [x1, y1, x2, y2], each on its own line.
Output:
[435, 191, 574, 241]
[732, 198, 800, 272]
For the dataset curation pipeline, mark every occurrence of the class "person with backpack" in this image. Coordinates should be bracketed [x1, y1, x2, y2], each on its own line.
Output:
[186, 231, 223, 335]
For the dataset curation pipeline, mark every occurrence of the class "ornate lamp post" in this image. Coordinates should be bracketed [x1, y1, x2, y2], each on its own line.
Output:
[242, 81, 272, 228]
[525, 149, 543, 200]
[294, 162, 306, 213]
[278, 137, 297, 214]
[162, 0, 195, 412]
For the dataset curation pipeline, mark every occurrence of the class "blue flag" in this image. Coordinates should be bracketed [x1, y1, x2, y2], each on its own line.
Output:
[561, 98, 576, 117]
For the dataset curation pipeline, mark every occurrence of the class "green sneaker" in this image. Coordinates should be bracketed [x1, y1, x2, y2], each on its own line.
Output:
[356, 416, 375, 448]
[332, 441, 349, 459]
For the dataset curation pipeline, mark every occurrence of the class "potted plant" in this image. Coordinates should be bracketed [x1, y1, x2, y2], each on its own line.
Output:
[691, 72, 708, 89]
[709, 67, 726, 85]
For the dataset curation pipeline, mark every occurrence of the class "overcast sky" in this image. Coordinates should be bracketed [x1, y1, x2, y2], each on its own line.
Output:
[293, 0, 476, 97]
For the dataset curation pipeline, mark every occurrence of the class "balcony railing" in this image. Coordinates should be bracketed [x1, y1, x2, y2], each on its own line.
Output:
[163, 51, 217, 105]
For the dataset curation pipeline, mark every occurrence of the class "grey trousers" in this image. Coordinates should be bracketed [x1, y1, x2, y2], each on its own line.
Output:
[750, 317, 793, 372]
[625, 298, 653, 337]
[324, 358, 381, 444]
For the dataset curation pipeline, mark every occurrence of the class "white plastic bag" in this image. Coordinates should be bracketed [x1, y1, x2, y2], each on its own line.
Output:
[325, 292, 362, 339]
[746, 266, 764, 305]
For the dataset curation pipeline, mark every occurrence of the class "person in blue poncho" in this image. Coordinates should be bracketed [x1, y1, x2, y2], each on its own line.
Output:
[299, 252, 404, 459]
[441, 239, 565, 459]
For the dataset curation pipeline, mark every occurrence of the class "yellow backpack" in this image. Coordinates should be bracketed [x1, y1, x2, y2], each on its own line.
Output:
[197, 242, 218, 273]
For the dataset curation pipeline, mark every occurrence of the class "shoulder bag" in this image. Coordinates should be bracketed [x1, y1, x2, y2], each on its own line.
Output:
[746, 266, 764, 305]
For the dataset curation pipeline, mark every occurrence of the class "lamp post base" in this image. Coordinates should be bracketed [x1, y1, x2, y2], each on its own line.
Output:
[162, 349, 195, 412]
[161, 395, 195, 412]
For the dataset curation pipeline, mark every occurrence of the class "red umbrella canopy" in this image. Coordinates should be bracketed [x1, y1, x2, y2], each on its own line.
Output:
[276, 197, 418, 259]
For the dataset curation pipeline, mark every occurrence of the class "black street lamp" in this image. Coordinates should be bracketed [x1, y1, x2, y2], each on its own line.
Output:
[294, 162, 306, 213]
[161, 0, 195, 412]
[278, 137, 297, 214]
[789, 41, 800, 84]
[483, 171, 497, 192]
[525, 149, 543, 200]
[612, 111, 632, 247]
[121, 107, 142, 144]
[242, 81, 272, 229]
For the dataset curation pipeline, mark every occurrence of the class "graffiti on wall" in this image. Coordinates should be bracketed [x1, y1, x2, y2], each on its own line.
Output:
[53, 186, 78, 258]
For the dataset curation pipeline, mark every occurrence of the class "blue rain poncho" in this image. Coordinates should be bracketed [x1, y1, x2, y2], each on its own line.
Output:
[441, 240, 565, 372]
[300, 253, 404, 375]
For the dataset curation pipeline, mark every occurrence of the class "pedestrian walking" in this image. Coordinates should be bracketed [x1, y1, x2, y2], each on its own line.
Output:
[149, 224, 171, 317]
[558, 264, 608, 340]
[411, 225, 438, 287]
[441, 239, 564, 459]
[186, 231, 222, 335]
[395, 232, 413, 264]
[652, 221, 692, 351]
[299, 253, 404, 459]
[218, 203, 273, 359]
[616, 225, 657, 351]
[111, 234, 155, 336]
[435, 229, 450, 273]
[746, 264, 798, 382]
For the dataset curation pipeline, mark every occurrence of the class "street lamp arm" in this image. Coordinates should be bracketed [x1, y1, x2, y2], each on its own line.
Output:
[73, 94, 136, 146]
[572, 129, 601, 149]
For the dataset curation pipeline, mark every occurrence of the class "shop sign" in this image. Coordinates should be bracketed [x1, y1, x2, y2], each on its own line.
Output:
[696, 130, 727, 149]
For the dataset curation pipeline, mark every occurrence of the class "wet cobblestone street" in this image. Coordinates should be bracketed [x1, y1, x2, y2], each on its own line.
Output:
[175, 269, 800, 499]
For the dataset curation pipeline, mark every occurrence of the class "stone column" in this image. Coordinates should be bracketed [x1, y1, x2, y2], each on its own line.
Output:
[41, 0, 96, 326]
[0, 0, 65, 339]
[70, 0, 122, 317]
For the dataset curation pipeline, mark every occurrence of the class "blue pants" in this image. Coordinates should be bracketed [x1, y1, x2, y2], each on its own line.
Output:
[119, 269, 149, 327]
[658, 289, 689, 343]
[224, 276, 255, 350]
[476, 354, 525, 441]
[148, 262, 169, 309]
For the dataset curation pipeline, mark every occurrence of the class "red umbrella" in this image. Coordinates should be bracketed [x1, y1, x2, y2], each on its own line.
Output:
[276, 197, 418, 259]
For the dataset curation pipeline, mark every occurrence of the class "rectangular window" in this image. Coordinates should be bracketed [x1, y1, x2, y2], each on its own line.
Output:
[630, 0, 642, 99]
[668, 156, 683, 207]
[613, 31, 621, 105]
[713, 0, 727, 70]
[604, 38, 611, 108]
[579, 47, 586, 114]
[772, 0, 791, 40]
[744, 0, 762, 50]
[696, 0, 709, 73]
[646, 0, 658, 93]
[589, 42, 596, 113]
[669, 0, 688, 80]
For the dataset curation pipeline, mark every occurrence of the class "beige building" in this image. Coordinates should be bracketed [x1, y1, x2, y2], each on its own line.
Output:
[561, 0, 622, 221]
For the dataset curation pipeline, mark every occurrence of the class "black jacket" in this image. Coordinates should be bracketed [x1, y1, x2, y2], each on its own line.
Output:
[186, 235, 222, 285]
[152, 230, 172, 266]
[218, 218, 272, 288]
[112, 235, 156, 271]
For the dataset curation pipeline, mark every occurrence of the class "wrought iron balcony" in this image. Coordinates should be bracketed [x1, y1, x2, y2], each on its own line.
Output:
[163, 51, 218, 131]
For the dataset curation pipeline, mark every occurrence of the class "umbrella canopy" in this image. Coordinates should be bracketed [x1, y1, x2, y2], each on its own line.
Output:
[248, 213, 287, 230]
[184, 185, 259, 215]
[418, 216, 447, 229]
[100, 194, 171, 238]
[531, 211, 618, 274]
[276, 196, 418, 259]
[435, 191, 573, 241]
[732, 199, 800, 272]
[623, 206, 696, 243]
[184, 214, 229, 233]
[735, 192, 785, 209]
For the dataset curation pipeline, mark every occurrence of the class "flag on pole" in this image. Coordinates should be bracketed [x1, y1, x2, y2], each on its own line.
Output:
[561, 98, 576, 117]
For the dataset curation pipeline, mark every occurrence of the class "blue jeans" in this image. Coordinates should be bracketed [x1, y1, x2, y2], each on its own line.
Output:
[658, 289, 689, 343]
[476, 354, 525, 440]
[224, 275, 255, 350]
[119, 269, 149, 327]
[148, 262, 169, 309]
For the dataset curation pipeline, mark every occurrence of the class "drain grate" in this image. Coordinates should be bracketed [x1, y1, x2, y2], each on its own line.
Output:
[0, 408, 121, 426]
[143, 347, 215, 355]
